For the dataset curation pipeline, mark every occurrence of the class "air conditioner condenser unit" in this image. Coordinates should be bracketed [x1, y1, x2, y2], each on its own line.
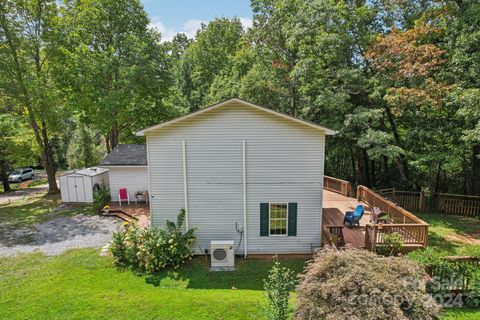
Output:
[210, 240, 235, 271]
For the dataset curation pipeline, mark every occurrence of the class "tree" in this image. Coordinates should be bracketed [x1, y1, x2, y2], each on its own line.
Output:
[0, 113, 16, 192]
[175, 18, 245, 111]
[442, 0, 480, 194]
[0, 0, 62, 193]
[66, 122, 103, 169]
[58, 0, 173, 151]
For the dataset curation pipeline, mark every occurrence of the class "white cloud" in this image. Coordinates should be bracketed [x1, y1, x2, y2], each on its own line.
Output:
[239, 17, 253, 30]
[149, 17, 253, 42]
[148, 17, 176, 42]
[149, 17, 206, 42]
[182, 19, 206, 39]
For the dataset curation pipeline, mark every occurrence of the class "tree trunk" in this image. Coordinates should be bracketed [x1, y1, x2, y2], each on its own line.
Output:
[108, 125, 119, 151]
[434, 161, 443, 194]
[0, 160, 11, 193]
[41, 125, 59, 193]
[106, 136, 111, 153]
[384, 105, 409, 183]
[363, 149, 371, 187]
[472, 144, 480, 195]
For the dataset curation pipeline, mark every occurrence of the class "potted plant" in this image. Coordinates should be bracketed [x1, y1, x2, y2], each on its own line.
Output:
[103, 205, 110, 214]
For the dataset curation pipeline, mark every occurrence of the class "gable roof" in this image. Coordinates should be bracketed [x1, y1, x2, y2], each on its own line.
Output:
[100, 144, 147, 166]
[136, 98, 336, 136]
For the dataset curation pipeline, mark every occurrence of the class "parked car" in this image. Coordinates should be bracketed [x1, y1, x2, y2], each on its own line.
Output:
[8, 168, 35, 183]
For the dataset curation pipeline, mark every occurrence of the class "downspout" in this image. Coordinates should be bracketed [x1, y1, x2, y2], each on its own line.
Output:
[182, 140, 189, 230]
[146, 135, 152, 226]
[243, 140, 248, 257]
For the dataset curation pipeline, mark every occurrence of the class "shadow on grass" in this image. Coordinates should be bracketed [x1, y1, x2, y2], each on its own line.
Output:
[416, 212, 480, 236]
[142, 257, 306, 290]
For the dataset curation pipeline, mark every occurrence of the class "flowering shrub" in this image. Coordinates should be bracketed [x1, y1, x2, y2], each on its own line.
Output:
[110, 209, 196, 273]
[295, 248, 442, 320]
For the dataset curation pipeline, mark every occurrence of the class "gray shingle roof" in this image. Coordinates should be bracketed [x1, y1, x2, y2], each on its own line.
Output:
[100, 144, 147, 166]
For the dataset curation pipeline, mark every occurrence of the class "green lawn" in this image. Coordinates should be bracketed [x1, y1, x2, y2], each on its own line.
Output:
[0, 193, 93, 229]
[1, 198, 479, 319]
[415, 211, 480, 255]
[442, 308, 480, 319]
[0, 249, 305, 320]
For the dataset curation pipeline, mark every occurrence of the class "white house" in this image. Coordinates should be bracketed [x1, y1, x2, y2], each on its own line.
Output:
[99, 144, 149, 202]
[134, 98, 335, 256]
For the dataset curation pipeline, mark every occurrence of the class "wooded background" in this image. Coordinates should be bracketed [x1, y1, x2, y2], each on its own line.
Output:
[0, 0, 479, 196]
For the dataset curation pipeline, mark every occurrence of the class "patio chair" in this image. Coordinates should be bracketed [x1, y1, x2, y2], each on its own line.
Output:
[118, 188, 130, 206]
[134, 191, 149, 205]
[344, 204, 364, 229]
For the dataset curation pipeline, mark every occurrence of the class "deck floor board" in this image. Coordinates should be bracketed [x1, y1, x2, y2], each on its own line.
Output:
[322, 190, 372, 248]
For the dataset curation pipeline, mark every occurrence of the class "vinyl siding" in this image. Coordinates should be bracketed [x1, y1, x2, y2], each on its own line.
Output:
[107, 167, 148, 202]
[147, 103, 324, 254]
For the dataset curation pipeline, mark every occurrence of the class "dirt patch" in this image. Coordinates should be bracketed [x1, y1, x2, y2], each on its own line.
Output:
[445, 233, 480, 245]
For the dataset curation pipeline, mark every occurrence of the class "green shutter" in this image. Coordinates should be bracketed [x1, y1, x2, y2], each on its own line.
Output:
[260, 203, 269, 236]
[288, 203, 297, 236]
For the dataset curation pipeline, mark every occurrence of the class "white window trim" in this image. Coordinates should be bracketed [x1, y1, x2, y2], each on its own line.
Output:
[268, 202, 288, 237]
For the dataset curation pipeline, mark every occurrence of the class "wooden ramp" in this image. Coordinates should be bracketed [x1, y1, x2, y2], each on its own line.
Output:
[322, 189, 372, 248]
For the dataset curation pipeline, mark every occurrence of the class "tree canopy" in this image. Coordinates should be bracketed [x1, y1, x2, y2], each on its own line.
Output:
[0, 0, 479, 195]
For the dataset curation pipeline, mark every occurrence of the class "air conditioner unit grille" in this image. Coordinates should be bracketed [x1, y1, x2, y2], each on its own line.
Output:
[213, 248, 227, 261]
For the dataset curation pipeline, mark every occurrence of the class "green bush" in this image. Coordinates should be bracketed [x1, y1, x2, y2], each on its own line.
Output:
[92, 184, 110, 213]
[262, 259, 296, 320]
[376, 232, 404, 257]
[110, 209, 196, 273]
[295, 248, 442, 320]
[410, 248, 480, 308]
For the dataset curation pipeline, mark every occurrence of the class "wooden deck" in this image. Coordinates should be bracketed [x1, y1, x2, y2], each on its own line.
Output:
[108, 203, 150, 228]
[323, 189, 372, 248]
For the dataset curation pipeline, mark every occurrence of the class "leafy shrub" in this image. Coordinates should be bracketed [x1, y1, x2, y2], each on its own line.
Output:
[92, 183, 111, 213]
[295, 248, 442, 320]
[376, 232, 404, 257]
[262, 259, 296, 320]
[110, 209, 196, 273]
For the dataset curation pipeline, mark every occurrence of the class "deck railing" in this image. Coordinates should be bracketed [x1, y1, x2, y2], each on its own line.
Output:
[358, 186, 429, 251]
[377, 188, 480, 217]
[321, 225, 345, 248]
[324, 176, 353, 197]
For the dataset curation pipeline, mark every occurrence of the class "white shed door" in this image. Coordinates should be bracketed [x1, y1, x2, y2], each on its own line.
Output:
[67, 176, 86, 202]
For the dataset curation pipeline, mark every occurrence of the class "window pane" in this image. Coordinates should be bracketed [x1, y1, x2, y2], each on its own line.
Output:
[269, 203, 287, 235]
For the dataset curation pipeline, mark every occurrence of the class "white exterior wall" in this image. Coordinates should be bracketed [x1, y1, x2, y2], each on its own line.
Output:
[146, 104, 325, 254]
[107, 166, 148, 202]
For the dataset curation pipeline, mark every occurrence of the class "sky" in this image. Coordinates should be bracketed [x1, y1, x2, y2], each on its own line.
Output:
[141, 0, 253, 42]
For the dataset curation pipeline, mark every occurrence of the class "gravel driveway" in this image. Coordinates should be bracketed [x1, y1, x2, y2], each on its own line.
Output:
[0, 214, 121, 257]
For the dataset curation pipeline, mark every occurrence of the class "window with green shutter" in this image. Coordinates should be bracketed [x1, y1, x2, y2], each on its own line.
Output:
[260, 202, 297, 237]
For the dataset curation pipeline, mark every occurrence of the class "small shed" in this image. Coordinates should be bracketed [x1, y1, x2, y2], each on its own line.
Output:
[60, 167, 109, 203]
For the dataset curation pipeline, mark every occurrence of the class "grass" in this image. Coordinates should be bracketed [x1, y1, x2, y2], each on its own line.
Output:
[412, 212, 480, 318]
[415, 211, 480, 255]
[0, 193, 94, 229]
[28, 178, 48, 187]
[442, 308, 480, 319]
[0, 249, 305, 320]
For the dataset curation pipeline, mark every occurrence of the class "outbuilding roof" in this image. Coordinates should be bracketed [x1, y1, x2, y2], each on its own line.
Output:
[60, 167, 109, 177]
[100, 144, 147, 166]
[136, 98, 337, 136]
